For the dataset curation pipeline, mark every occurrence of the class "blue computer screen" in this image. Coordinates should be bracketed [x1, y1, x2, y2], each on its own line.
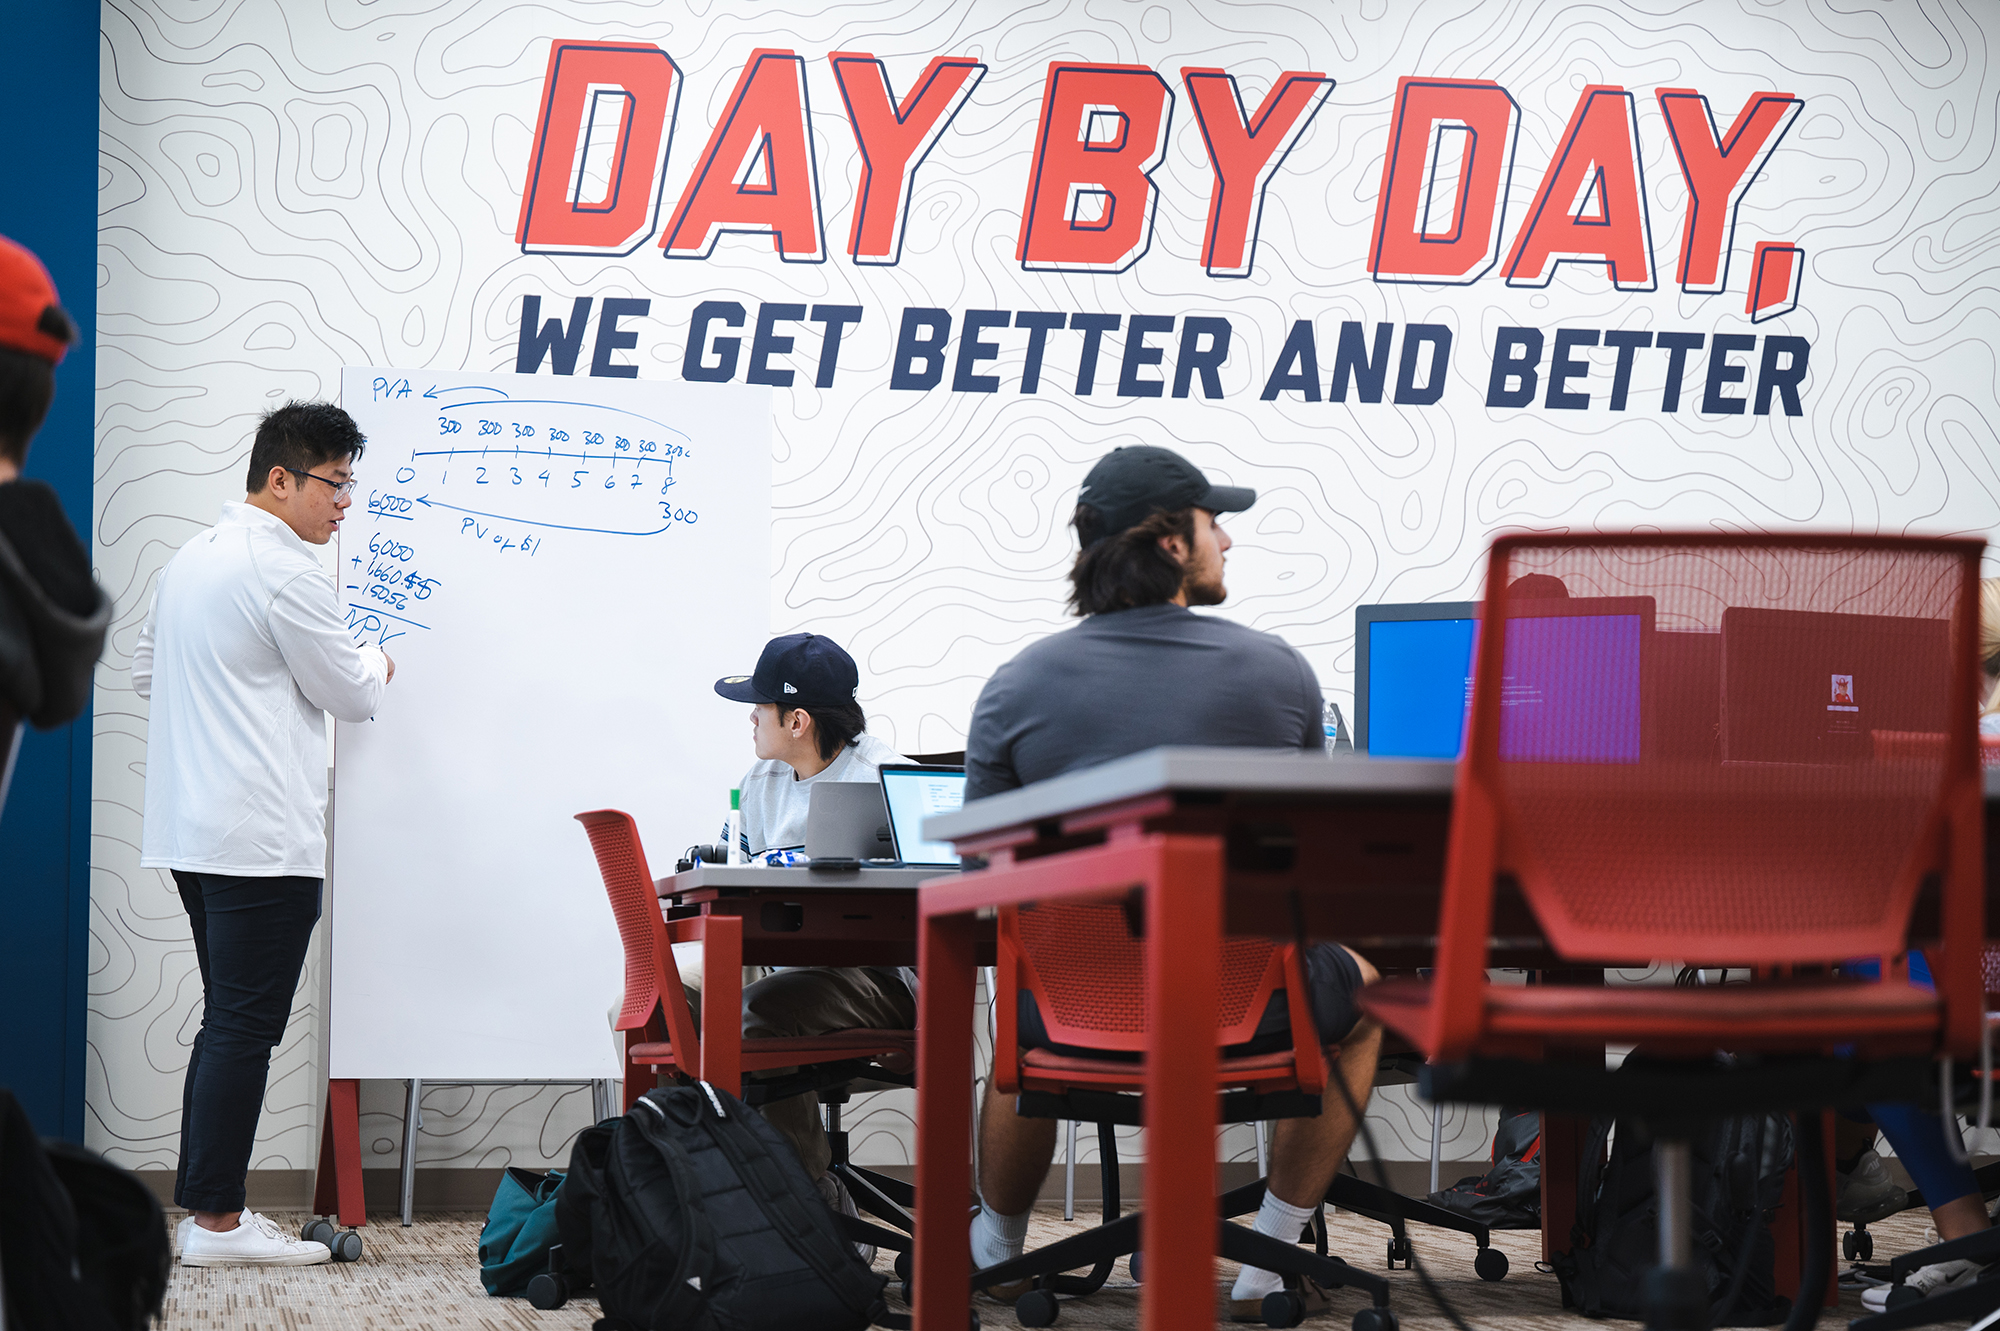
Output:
[1367, 618, 1477, 758]
[1366, 612, 1643, 762]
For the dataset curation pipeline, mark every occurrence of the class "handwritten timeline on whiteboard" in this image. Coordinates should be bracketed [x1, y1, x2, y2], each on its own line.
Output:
[330, 369, 772, 1081]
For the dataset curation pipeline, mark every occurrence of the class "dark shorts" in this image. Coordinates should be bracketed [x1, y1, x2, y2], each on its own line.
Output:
[1019, 940, 1366, 1059]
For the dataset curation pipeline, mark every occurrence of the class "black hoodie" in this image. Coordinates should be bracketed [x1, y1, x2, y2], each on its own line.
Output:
[0, 478, 110, 730]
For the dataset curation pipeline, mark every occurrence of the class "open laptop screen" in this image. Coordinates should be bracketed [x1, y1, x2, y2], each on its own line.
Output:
[878, 765, 966, 866]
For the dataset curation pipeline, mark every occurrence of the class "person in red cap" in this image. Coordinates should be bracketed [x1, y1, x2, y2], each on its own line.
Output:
[0, 234, 109, 810]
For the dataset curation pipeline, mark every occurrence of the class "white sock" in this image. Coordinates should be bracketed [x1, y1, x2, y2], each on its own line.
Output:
[1230, 1191, 1316, 1303]
[971, 1200, 1032, 1269]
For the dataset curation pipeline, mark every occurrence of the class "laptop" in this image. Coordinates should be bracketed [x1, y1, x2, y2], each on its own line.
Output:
[878, 764, 968, 867]
[803, 781, 894, 860]
[1719, 607, 1949, 763]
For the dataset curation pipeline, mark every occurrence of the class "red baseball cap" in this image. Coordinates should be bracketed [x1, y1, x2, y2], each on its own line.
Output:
[0, 235, 74, 364]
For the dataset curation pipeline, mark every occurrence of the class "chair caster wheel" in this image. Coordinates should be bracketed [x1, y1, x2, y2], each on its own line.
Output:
[1386, 1237, 1412, 1270]
[1886, 1285, 1923, 1311]
[1843, 1230, 1873, 1262]
[894, 1249, 912, 1283]
[1352, 1308, 1398, 1331]
[1015, 1288, 1060, 1327]
[1126, 1251, 1142, 1283]
[329, 1230, 364, 1262]
[1474, 1246, 1508, 1281]
[525, 1272, 569, 1310]
[301, 1218, 335, 1245]
[1263, 1291, 1307, 1328]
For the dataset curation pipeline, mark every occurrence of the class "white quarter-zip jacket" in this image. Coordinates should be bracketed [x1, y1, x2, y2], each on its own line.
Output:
[134, 502, 387, 876]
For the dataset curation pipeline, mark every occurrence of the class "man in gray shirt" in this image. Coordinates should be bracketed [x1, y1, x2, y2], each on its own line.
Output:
[964, 445, 1380, 1322]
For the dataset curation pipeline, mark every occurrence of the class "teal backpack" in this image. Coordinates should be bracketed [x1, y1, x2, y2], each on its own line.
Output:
[479, 1166, 565, 1296]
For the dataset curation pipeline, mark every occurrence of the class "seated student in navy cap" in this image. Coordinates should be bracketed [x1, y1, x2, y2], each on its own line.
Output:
[714, 631, 907, 861]
[693, 632, 912, 1235]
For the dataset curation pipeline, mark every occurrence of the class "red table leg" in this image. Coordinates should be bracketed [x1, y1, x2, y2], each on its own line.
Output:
[700, 913, 743, 1096]
[912, 906, 978, 1331]
[1142, 835, 1224, 1331]
[312, 1078, 366, 1228]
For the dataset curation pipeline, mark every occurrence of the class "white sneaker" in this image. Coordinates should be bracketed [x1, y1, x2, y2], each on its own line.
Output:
[178, 1211, 332, 1267]
[817, 1172, 876, 1266]
[174, 1214, 195, 1255]
[1859, 1257, 1983, 1311]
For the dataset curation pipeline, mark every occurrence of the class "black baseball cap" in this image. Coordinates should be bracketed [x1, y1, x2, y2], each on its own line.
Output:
[714, 633, 859, 706]
[1076, 445, 1255, 547]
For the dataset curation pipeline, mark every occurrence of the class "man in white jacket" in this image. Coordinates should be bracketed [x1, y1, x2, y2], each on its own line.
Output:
[133, 400, 394, 1267]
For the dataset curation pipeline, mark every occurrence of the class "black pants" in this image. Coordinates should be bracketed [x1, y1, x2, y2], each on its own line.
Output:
[170, 871, 321, 1212]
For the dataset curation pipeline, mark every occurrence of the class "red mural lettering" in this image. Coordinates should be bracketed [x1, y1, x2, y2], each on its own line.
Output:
[661, 49, 825, 261]
[1369, 78, 1520, 284]
[516, 42, 681, 255]
[829, 52, 986, 265]
[1016, 64, 1174, 273]
[1181, 68, 1332, 278]
[1505, 85, 1656, 290]
[1658, 88, 1803, 294]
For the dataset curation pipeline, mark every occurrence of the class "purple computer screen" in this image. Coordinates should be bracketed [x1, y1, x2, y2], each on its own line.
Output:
[1497, 614, 1642, 763]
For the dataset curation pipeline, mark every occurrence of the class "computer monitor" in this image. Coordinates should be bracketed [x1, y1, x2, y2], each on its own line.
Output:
[1355, 596, 1654, 762]
[877, 764, 967, 867]
[1354, 602, 1477, 757]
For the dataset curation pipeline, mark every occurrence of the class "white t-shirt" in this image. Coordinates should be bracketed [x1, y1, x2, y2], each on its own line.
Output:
[735, 732, 907, 857]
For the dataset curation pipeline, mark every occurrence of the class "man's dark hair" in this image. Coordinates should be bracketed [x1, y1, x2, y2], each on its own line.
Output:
[245, 400, 367, 494]
[1066, 505, 1195, 616]
[0, 344, 60, 467]
[780, 699, 868, 762]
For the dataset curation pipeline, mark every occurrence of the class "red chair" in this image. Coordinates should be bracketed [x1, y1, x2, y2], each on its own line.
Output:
[1360, 533, 1987, 1330]
[978, 900, 1448, 1331]
[574, 809, 919, 1252]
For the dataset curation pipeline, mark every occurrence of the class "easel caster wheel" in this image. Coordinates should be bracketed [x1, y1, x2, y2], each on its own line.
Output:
[1474, 1246, 1509, 1281]
[1263, 1290, 1307, 1328]
[1126, 1251, 1143, 1283]
[1386, 1237, 1412, 1269]
[525, 1272, 570, 1310]
[301, 1218, 335, 1245]
[1352, 1307, 1398, 1331]
[330, 1230, 364, 1262]
[894, 1249, 913, 1283]
[1014, 1288, 1059, 1327]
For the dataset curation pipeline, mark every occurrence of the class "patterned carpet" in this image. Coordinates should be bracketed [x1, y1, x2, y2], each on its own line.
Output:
[162, 1206, 1933, 1328]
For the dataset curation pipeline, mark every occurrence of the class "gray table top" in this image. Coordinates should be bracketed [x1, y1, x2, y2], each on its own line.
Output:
[925, 747, 1454, 844]
[927, 746, 2000, 845]
[656, 863, 953, 897]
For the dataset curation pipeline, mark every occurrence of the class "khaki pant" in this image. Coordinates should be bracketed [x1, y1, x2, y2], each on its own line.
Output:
[624, 962, 916, 1179]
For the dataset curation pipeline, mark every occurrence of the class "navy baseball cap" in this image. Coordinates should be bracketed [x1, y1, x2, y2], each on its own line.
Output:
[1076, 445, 1255, 547]
[715, 633, 859, 706]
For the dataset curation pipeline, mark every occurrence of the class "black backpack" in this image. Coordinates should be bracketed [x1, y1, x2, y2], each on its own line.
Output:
[556, 1082, 892, 1331]
[1553, 1108, 1794, 1325]
[0, 1088, 168, 1331]
[1427, 1105, 1543, 1229]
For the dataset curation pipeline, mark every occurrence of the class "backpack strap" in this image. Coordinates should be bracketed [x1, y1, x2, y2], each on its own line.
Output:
[631, 1096, 722, 1330]
[690, 1084, 887, 1323]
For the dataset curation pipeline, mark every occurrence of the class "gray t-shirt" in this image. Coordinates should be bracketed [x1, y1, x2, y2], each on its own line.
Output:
[965, 603, 1325, 799]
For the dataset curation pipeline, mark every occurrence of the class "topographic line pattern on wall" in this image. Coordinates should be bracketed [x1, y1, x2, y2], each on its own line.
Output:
[94, 0, 2000, 1173]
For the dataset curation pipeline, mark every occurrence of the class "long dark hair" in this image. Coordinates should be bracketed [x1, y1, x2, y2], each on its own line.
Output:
[1066, 505, 1194, 616]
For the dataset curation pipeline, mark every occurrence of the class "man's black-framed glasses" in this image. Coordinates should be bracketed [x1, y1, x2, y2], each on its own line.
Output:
[285, 467, 357, 498]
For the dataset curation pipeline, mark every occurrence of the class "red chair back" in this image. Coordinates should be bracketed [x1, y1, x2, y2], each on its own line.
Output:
[574, 809, 699, 1063]
[1006, 902, 1286, 1051]
[1428, 534, 1986, 1058]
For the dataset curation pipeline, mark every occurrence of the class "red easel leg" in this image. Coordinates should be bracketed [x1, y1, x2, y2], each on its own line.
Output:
[314, 1079, 367, 1228]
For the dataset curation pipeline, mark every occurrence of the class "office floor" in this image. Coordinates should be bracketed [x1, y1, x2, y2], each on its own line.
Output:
[160, 1206, 1929, 1328]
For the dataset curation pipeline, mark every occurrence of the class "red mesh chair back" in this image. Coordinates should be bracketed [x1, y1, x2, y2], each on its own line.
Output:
[1005, 902, 1291, 1053]
[574, 809, 699, 1060]
[1428, 534, 1986, 1057]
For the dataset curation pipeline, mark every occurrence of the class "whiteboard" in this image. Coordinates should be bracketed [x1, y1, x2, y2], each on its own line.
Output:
[330, 369, 771, 1079]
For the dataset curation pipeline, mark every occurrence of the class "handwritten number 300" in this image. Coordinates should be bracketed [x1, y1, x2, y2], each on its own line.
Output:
[658, 504, 697, 526]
